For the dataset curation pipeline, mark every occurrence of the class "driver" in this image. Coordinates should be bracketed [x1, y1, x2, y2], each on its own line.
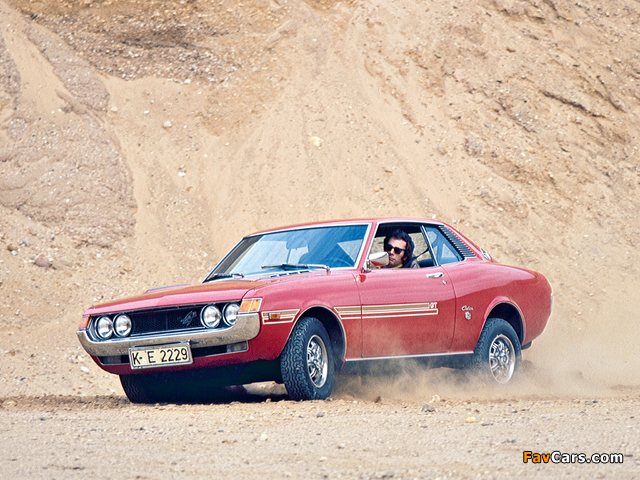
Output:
[383, 229, 419, 268]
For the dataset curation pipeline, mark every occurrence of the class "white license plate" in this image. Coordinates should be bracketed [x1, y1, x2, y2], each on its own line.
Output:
[129, 343, 193, 369]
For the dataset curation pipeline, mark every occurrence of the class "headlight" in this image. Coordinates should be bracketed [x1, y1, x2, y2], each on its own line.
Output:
[223, 303, 240, 327]
[95, 316, 114, 339]
[114, 314, 132, 337]
[201, 305, 222, 328]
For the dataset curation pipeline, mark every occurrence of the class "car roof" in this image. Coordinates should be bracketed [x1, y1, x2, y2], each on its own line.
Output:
[246, 218, 448, 237]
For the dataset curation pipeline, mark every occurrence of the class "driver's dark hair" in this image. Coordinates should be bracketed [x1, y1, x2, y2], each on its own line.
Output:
[384, 229, 414, 264]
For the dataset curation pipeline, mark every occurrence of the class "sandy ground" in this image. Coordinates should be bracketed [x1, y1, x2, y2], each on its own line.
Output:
[1, 0, 640, 478]
[1, 392, 639, 479]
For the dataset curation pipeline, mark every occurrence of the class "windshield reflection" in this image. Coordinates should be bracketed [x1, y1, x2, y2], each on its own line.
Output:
[205, 224, 369, 280]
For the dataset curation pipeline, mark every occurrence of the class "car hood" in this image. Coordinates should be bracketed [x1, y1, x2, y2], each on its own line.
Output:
[82, 271, 336, 316]
[83, 278, 269, 316]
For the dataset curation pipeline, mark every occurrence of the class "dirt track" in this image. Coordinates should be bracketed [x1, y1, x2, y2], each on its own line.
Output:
[1, 0, 640, 478]
[1, 390, 639, 479]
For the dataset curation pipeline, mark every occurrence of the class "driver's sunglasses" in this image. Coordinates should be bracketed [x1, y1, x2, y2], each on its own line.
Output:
[385, 245, 406, 255]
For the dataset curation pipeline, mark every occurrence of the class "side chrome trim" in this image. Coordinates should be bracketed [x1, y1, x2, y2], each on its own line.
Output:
[334, 305, 361, 320]
[77, 312, 260, 357]
[362, 303, 439, 319]
[345, 351, 473, 362]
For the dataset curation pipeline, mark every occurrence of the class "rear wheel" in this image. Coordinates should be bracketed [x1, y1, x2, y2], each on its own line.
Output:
[280, 317, 335, 400]
[472, 318, 521, 384]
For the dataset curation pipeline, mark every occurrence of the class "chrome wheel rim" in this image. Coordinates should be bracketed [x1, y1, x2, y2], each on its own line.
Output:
[307, 334, 328, 388]
[489, 334, 515, 384]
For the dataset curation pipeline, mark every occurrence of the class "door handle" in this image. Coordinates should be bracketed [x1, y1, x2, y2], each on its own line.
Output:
[425, 272, 443, 278]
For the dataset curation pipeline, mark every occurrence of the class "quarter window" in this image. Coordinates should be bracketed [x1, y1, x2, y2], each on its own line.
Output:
[423, 226, 463, 265]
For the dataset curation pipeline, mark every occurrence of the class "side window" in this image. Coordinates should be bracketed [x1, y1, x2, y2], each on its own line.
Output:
[368, 223, 434, 269]
[412, 231, 434, 267]
[423, 226, 463, 265]
[369, 231, 427, 256]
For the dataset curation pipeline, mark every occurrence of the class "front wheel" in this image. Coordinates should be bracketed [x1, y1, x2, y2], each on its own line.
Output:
[280, 317, 335, 400]
[472, 318, 522, 384]
[120, 374, 171, 403]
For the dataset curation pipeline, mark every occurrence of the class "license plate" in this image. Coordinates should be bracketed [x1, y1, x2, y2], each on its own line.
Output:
[129, 343, 193, 369]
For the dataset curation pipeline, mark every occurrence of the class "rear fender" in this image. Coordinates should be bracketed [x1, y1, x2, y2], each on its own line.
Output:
[481, 298, 525, 345]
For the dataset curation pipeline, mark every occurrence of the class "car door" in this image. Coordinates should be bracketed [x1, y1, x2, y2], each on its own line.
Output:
[356, 224, 457, 358]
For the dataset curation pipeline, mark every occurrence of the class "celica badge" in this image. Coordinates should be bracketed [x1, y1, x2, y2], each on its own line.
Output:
[179, 311, 198, 326]
[462, 306, 474, 321]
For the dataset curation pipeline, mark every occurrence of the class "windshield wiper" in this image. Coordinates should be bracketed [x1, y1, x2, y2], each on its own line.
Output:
[261, 263, 330, 272]
[203, 272, 245, 283]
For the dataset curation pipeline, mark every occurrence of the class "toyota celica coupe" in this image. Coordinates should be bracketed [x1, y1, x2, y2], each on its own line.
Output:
[77, 218, 552, 403]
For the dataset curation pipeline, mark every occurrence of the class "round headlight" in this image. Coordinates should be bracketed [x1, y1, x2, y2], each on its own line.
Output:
[223, 303, 240, 327]
[95, 316, 114, 339]
[114, 314, 132, 337]
[201, 305, 222, 328]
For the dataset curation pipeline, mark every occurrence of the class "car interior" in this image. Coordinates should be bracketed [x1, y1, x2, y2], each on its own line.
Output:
[369, 223, 433, 268]
[369, 222, 465, 269]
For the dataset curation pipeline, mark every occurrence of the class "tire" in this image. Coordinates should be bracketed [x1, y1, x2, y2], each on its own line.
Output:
[280, 317, 335, 401]
[120, 374, 172, 404]
[121, 373, 246, 404]
[471, 318, 521, 384]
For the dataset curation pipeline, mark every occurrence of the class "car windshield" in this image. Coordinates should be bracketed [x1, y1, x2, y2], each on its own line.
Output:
[206, 224, 369, 279]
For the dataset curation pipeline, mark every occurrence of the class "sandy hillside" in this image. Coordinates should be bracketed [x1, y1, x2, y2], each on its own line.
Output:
[0, 0, 639, 402]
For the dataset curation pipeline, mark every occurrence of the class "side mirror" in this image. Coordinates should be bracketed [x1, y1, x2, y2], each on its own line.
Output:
[366, 251, 389, 270]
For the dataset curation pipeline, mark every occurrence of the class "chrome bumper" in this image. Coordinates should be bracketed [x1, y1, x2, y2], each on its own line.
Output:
[77, 313, 260, 357]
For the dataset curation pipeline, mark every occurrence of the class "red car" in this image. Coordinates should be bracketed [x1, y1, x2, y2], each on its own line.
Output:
[77, 219, 552, 402]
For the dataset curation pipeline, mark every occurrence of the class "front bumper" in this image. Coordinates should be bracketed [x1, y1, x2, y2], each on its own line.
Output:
[77, 312, 261, 357]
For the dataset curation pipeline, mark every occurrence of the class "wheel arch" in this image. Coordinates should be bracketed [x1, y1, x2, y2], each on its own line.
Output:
[299, 306, 347, 367]
[484, 301, 525, 345]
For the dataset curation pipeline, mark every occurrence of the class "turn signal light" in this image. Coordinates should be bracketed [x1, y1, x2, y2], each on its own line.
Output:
[239, 298, 262, 313]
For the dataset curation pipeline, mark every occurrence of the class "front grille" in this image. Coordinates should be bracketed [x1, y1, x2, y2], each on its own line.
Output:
[131, 306, 204, 335]
[88, 301, 242, 343]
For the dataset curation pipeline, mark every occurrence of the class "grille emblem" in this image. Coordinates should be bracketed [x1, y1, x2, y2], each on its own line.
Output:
[179, 311, 197, 326]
